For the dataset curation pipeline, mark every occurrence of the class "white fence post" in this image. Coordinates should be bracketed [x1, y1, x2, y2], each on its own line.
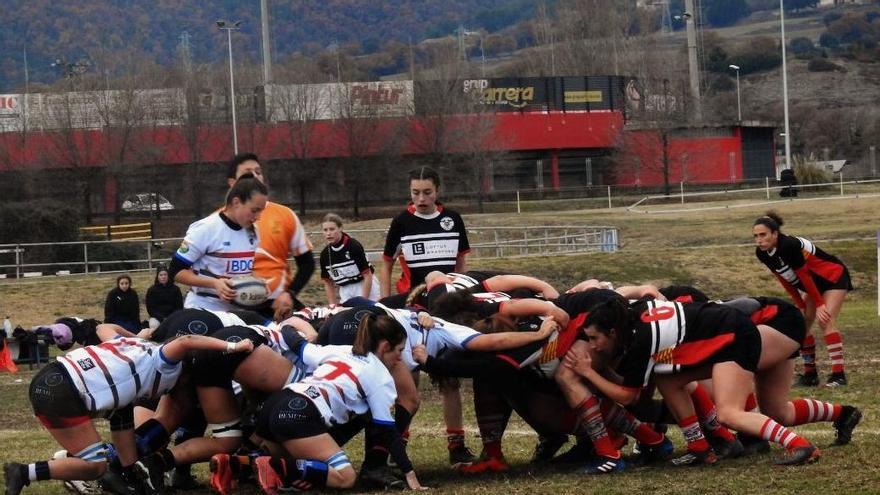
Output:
[765, 177, 770, 199]
[607, 186, 612, 209]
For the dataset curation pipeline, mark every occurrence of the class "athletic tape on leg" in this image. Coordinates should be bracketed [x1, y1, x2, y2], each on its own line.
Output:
[209, 419, 242, 438]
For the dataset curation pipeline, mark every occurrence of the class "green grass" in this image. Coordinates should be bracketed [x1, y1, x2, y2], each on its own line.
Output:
[1, 196, 879, 494]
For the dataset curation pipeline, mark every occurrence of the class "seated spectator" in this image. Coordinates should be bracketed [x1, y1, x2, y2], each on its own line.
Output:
[104, 274, 141, 333]
[146, 264, 183, 328]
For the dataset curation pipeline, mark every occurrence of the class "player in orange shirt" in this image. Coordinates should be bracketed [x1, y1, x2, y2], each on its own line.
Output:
[227, 154, 315, 321]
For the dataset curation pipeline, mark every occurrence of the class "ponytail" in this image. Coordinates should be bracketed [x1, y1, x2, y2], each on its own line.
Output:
[352, 314, 406, 356]
[753, 210, 784, 233]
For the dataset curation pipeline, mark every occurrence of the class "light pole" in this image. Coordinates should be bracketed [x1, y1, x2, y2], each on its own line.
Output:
[779, 0, 792, 170]
[217, 19, 241, 155]
[729, 64, 741, 121]
[461, 29, 486, 78]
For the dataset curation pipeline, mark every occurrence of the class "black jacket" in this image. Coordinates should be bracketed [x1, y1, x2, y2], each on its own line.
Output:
[104, 287, 140, 326]
[146, 282, 183, 321]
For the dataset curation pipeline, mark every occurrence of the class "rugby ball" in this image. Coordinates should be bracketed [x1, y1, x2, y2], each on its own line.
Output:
[230, 275, 269, 308]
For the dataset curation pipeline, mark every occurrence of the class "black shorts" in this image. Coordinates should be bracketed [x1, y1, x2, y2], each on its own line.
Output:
[317, 306, 385, 346]
[255, 389, 327, 442]
[763, 303, 807, 359]
[814, 268, 854, 293]
[705, 313, 762, 374]
[190, 326, 266, 389]
[29, 362, 91, 428]
[152, 309, 225, 342]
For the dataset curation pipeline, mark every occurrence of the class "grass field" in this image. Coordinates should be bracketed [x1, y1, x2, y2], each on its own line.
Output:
[1, 197, 879, 494]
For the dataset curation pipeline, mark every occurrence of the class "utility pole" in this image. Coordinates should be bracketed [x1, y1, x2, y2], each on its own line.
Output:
[780, 0, 792, 170]
[260, 0, 272, 85]
[684, 0, 702, 120]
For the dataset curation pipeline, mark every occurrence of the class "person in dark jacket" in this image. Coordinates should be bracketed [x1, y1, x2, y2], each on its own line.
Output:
[104, 274, 141, 333]
[146, 264, 183, 327]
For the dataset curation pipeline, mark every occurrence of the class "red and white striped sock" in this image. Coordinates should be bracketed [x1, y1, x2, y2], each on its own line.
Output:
[678, 415, 711, 453]
[760, 418, 811, 449]
[690, 384, 736, 442]
[575, 396, 619, 459]
[791, 399, 841, 425]
[601, 400, 664, 446]
[824, 332, 845, 374]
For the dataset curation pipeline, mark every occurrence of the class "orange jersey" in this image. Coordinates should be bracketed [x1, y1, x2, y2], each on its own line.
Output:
[253, 201, 313, 298]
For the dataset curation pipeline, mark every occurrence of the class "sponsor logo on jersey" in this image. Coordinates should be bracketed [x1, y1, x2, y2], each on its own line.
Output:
[653, 347, 674, 365]
[77, 358, 96, 371]
[288, 396, 309, 410]
[186, 320, 209, 335]
[226, 335, 243, 343]
[304, 386, 321, 399]
[223, 241, 231, 246]
[227, 259, 254, 274]
[439, 217, 455, 231]
[177, 240, 189, 254]
[412, 242, 426, 255]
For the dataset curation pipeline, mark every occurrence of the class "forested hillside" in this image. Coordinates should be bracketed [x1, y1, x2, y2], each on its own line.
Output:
[0, 0, 540, 88]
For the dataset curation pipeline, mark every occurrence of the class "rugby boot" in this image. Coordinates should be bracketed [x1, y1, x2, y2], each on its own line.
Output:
[825, 372, 848, 388]
[530, 434, 568, 463]
[833, 405, 862, 446]
[209, 454, 238, 495]
[459, 453, 510, 474]
[448, 444, 477, 470]
[551, 438, 595, 465]
[358, 465, 406, 491]
[253, 456, 283, 495]
[776, 444, 820, 465]
[581, 455, 626, 475]
[627, 437, 674, 466]
[736, 432, 770, 456]
[670, 447, 717, 466]
[709, 435, 744, 459]
[3, 463, 28, 495]
[795, 372, 819, 387]
[53, 451, 101, 495]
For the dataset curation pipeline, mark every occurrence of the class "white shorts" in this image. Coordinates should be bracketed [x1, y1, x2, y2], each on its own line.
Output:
[338, 279, 380, 304]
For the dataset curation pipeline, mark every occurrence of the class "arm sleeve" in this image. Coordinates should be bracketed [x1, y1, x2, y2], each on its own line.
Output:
[382, 216, 403, 260]
[349, 239, 372, 273]
[167, 256, 191, 281]
[287, 211, 313, 257]
[319, 248, 331, 280]
[288, 253, 316, 296]
[794, 267, 824, 307]
[773, 273, 806, 308]
[455, 212, 470, 254]
[104, 292, 116, 322]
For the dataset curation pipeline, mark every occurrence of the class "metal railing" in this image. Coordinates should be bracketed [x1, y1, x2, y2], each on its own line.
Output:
[0, 225, 618, 279]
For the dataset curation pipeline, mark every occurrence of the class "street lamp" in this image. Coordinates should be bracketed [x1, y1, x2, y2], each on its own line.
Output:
[217, 19, 242, 155]
[458, 28, 486, 78]
[779, 0, 792, 170]
[728, 64, 741, 121]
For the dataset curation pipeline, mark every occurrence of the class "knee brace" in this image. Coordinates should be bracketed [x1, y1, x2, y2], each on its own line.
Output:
[208, 419, 242, 438]
[73, 442, 116, 463]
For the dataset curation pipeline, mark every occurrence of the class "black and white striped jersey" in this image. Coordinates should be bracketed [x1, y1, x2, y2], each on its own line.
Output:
[320, 233, 372, 287]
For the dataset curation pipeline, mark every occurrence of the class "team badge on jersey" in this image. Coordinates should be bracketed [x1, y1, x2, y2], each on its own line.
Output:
[304, 386, 321, 399]
[288, 396, 309, 410]
[439, 217, 455, 231]
[177, 240, 190, 254]
[186, 320, 209, 335]
[77, 358, 96, 371]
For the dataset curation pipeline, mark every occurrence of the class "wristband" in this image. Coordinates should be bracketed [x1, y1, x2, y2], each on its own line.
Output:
[225, 341, 236, 353]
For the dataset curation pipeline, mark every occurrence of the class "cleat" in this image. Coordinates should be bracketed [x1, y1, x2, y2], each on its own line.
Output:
[551, 439, 595, 465]
[776, 444, 820, 465]
[62, 480, 102, 495]
[709, 436, 744, 459]
[253, 456, 283, 495]
[448, 444, 477, 469]
[736, 433, 770, 456]
[628, 437, 674, 466]
[169, 468, 201, 490]
[825, 373, 848, 388]
[97, 469, 136, 495]
[459, 456, 509, 474]
[531, 434, 568, 463]
[4, 463, 28, 495]
[670, 448, 717, 466]
[795, 372, 819, 387]
[833, 406, 862, 446]
[140, 455, 166, 494]
[582, 455, 626, 475]
[209, 454, 238, 495]
[358, 465, 406, 491]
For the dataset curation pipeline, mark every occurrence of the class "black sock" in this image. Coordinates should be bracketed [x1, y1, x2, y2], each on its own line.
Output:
[395, 404, 414, 435]
[155, 448, 177, 472]
[135, 419, 170, 457]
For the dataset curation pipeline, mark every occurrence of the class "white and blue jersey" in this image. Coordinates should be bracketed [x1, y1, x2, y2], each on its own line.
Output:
[175, 212, 259, 311]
